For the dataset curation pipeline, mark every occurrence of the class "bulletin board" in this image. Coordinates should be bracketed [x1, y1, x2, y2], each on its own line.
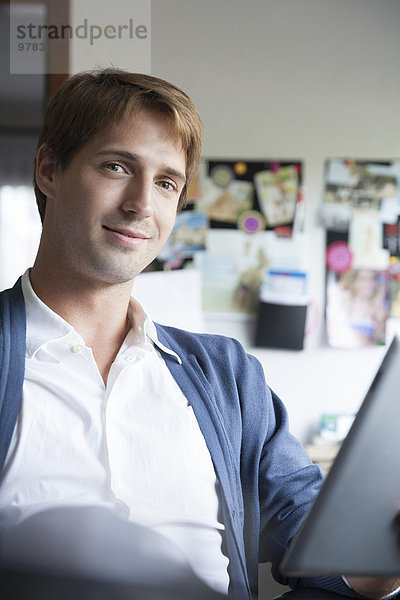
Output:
[147, 158, 306, 317]
[322, 159, 400, 348]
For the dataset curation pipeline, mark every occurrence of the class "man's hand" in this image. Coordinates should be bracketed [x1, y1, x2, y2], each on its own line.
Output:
[346, 576, 400, 599]
[346, 512, 400, 599]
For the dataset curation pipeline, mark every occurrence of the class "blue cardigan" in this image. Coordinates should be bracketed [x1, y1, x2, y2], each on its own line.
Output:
[0, 279, 359, 599]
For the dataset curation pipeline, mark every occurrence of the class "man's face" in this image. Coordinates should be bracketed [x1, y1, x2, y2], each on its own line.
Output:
[39, 108, 186, 286]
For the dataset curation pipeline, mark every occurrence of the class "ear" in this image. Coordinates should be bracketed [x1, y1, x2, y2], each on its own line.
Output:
[35, 144, 58, 199]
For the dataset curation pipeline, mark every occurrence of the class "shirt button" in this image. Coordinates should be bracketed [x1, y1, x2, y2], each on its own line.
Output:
[71, 344, 84, 353]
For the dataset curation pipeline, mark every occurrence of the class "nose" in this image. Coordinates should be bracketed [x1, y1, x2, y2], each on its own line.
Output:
[121, 175, 153, 218]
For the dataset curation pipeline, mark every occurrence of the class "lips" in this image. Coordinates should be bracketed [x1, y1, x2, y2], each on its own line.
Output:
[103, 225, 148, 239]
[103, 225, 150, 248]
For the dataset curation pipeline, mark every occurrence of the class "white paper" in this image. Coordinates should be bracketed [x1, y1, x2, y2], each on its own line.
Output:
[133, 269, 204, 332]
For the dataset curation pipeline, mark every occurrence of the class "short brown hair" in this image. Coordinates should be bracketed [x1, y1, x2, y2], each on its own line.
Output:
[34, 68, 203, 222]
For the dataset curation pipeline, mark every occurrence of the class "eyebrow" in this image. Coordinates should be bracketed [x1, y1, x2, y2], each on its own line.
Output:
[96, 149, 187, 185]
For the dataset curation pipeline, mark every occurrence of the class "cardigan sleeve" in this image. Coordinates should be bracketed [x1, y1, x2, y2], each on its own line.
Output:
[255, 387, 368, 598]
[224, 344, 365, 597]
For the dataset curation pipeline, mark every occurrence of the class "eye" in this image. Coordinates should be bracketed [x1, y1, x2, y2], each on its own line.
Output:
[103, 162, 126, 174]
[158, 179, 178, 192]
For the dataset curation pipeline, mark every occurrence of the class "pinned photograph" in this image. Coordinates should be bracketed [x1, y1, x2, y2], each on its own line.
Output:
[320, 159, 400, 230]
[326, 268, 390, 348]
[254, 165, 299, 228]
[349, 209, 389, 270]
[198, 230, 271, 314]
[155, 211, 208, 270]
[198, 177, 254, 225]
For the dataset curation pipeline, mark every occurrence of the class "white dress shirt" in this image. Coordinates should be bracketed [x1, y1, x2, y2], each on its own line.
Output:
[0, 270, 229, 594]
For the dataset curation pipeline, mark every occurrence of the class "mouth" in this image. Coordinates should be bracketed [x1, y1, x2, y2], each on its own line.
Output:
[103, 225, 150, 248]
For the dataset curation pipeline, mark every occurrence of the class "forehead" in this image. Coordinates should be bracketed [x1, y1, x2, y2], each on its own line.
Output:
[103, 107, 180, 143]
[83, 108, 185, 161]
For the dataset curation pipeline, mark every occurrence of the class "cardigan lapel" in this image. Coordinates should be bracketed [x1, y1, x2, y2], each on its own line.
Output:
[0, 278, 26, 474]
[155, 325, 252, 599]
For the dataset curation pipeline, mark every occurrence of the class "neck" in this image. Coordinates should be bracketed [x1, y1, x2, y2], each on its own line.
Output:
[29, 263, 135, 385]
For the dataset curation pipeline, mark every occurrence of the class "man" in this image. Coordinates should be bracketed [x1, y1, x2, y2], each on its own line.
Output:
[0, 68, 398, 600]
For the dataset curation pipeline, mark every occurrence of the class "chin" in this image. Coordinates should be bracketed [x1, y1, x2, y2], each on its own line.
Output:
[87, 250, 159, 285]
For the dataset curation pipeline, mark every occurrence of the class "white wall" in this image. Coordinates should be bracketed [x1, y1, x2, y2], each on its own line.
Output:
[69, 0, 151, 74]
[70, 0, 400, 442]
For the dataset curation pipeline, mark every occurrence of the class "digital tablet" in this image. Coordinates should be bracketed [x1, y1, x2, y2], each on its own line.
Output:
[281, 335, 400, 576]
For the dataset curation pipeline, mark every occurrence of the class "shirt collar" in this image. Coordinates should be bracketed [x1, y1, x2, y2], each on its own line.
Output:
[21, 269, 182, 364]
[127, 296, 182, 364]
[22, 269, 74, 358]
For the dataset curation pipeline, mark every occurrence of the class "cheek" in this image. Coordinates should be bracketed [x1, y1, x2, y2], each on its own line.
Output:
[157, 204, 178, 242]
[67, 185, 110, 224]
